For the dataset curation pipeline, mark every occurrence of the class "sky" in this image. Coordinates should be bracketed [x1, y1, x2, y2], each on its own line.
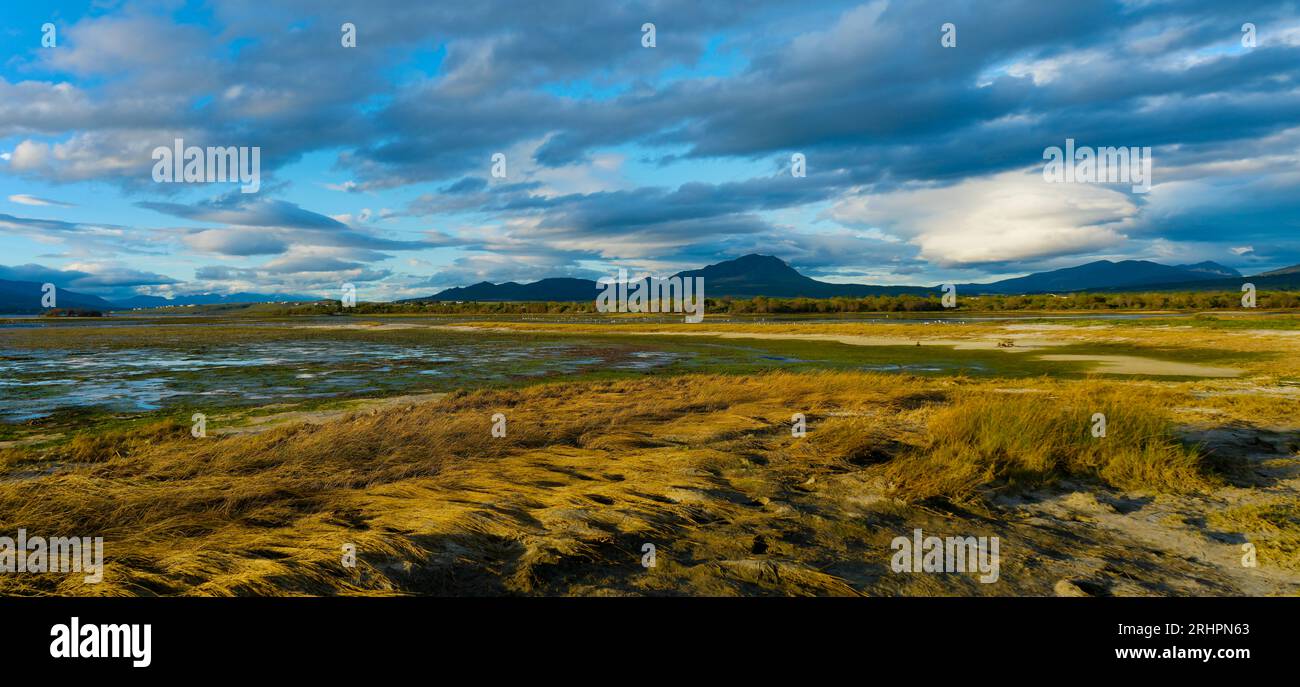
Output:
[0, 0, 1298, 302]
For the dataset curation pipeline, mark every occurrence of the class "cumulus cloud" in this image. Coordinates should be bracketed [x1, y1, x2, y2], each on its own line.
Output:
[182, 228, 290, 256]
[830, 170, 1138, 266]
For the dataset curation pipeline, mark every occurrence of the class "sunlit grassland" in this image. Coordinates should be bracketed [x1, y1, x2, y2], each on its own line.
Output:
[1, 368, 1294, 596]
[880, 390, 1211, 502]
[1, 313, 1296, 595]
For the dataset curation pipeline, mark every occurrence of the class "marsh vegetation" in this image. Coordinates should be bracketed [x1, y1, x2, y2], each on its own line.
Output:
[0, 311, 1296, 596]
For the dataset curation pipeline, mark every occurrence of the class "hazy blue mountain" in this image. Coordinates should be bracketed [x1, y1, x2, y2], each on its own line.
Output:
[0, 279, 117, 313]
[114, 292, 322, 308]
[1092, 268, 1300, 293]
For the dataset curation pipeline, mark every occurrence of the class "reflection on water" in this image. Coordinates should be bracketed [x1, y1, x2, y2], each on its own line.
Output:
[0, 340, 682, 421]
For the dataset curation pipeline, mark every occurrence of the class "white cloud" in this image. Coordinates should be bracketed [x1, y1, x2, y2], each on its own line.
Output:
[183, 228, 289, 256]
[830, 170, 1137, 266]
[6, 132, 167, 182]
[8, 194, 75, 207]
[8, 140, 50, 171]
[492, 136, 631, 198]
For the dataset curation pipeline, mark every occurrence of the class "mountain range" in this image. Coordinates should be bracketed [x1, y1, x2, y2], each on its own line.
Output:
[950, 260, 1242, 295]
[405, 254, 1294, 302]
[2, 255, 1298, 313]
[113, 292, 321, 309]
[0, 282, 321, 314]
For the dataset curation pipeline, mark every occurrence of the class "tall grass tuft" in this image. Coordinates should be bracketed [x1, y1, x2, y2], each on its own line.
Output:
[883, 389, 1213, 502]
[60, 420, 191, 463]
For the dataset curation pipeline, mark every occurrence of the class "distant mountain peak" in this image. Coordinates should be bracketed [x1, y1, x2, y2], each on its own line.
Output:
[681, 254, 806, 277]
[731, 253, 790, 266]
[690, 254, 800, 276]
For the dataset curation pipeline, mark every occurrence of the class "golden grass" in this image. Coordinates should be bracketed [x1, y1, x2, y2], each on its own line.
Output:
[1181, 386, 1300, 427]
[59, 420, 191, 463]
[0, 370, 1247, 596]
[880, 390, 1213, 503]
[1209, 500, 1300, 571]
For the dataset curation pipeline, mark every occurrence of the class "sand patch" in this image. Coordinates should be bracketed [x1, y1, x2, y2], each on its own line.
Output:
[447, 325, 1070, 352]
[1038, 354, 1240, 377]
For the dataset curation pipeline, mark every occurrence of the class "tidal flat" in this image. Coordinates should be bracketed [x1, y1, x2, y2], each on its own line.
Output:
[0, 313, 1270, 437]
[0, 311, 1296, 596]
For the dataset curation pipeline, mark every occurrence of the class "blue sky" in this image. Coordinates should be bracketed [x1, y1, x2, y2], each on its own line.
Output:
[1, 0, 1298, 301]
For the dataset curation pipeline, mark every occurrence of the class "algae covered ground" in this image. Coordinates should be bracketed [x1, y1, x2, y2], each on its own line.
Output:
[0, 311, 1297, 596]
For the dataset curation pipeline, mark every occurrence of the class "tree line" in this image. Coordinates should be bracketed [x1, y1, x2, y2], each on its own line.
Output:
[268, 289, 1300, 316]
